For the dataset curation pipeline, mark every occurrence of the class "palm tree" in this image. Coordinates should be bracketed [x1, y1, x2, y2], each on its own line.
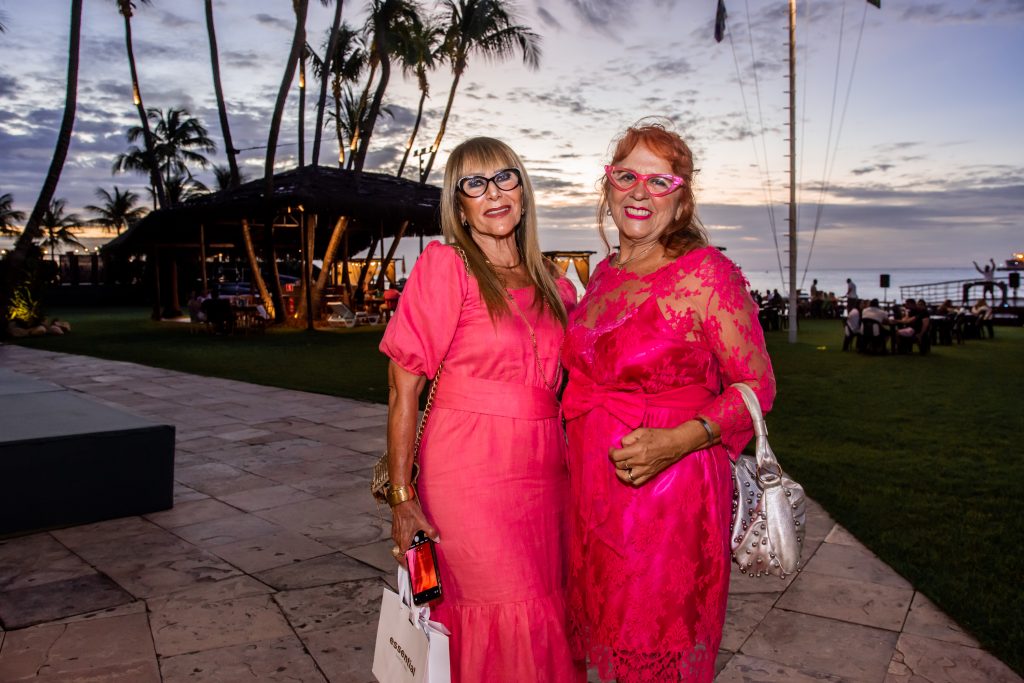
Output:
[114, 0, 167, 208]
[39, 199, 84, 265]
[152, 108, 216, 181]
[310, 23, 367, 166]
[420, 0, 541, 183]
[311, 0, 347, 167]
[114, 107, 215, 207]
[395, 15, 445, 178]
[0, 193, 25, 237]
[261, 0, 310, 321]
[204, 0, 240, 187]
[352, 0, 421, 171]
[85, 187, 147, 235]
[4, 0, 82, 328]
[212, 164, 249, 191]
[161, 174, 209, 206]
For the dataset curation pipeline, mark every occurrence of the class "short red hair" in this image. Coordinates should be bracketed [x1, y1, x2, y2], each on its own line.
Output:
[598, 122, 707, 255]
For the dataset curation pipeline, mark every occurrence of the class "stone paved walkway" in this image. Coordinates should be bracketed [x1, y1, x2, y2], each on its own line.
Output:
[0, 345, 1019, 683]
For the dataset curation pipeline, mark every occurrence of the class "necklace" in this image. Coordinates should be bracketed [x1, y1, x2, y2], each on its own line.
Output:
[485, 262, 560, 390]
[505, 292, 560, 390]
[484, 255, 522, 269]
[615, 242, 658, 269]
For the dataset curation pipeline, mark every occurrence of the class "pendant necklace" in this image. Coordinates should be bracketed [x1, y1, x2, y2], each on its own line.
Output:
[485, 261, 560, 391]
[615, 242, 658, 269]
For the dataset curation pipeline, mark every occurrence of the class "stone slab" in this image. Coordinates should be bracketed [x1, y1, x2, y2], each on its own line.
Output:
[0, 573, 134, 630]
[254, 552, 385, 591]
[741, 609, 899, 682]
[148, 594, 293, 658]
[0, 611, 160, 682]
[159, 635, 328, 683]
[885, 632, 1024, 683]
[776, 571, 913, 631]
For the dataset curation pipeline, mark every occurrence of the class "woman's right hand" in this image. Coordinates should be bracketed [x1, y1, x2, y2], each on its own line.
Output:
[390, 498, 440, 568]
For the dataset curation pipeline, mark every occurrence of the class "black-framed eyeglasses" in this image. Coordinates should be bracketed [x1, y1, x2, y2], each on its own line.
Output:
[456, 168, 522, 198]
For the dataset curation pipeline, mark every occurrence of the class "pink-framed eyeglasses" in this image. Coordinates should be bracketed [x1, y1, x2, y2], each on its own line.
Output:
[604, 165, 685, 197]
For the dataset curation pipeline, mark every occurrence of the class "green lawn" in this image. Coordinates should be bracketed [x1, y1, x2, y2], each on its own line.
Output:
[9, 308, 1024, 674]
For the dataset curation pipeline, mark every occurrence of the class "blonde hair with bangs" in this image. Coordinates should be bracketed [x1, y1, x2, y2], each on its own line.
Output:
[440, 137, 567, 325]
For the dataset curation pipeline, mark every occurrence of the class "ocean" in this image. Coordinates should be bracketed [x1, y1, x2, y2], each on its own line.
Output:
[738, 267, 992, 305]
[558, 264, 1008, 306]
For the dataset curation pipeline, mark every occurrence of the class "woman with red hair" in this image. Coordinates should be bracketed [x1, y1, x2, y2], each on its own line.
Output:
[561, 121, 776, 682]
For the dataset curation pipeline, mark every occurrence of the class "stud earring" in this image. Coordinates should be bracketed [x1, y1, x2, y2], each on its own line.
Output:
[606, 209, 612, 216]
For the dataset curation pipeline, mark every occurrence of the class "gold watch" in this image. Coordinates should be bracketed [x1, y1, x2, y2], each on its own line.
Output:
[387, 484, 416, 507]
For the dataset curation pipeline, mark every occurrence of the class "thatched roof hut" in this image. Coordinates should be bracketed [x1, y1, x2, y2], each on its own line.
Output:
[105, 166, 441, 256]
[103, 166, 441, 320]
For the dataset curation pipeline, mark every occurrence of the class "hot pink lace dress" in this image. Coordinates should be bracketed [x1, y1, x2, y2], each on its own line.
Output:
[561, 246, 776, 683]
[380, 242, 585, 683]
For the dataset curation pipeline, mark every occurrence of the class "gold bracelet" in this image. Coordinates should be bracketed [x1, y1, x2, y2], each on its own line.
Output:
[696, 417, 716, 448]
[387, 484, 416, 507]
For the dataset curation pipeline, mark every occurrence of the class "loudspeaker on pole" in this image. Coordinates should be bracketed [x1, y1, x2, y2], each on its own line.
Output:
[879, 274, 890, 288]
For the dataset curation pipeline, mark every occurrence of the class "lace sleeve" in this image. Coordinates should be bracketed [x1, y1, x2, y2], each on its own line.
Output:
[694, 251, 776, 456]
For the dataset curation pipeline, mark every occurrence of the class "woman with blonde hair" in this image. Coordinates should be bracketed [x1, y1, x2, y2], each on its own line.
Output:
[380, 137, 584, 682]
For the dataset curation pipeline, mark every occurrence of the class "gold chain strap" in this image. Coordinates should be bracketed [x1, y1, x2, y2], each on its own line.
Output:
[413, 361, 443, 458]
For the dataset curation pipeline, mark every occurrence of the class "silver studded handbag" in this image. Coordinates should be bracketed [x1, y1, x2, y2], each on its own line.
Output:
[729, 382, 807, 578]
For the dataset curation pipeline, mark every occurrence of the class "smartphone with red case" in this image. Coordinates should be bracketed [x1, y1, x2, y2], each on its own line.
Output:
[405, 530, 442, 606]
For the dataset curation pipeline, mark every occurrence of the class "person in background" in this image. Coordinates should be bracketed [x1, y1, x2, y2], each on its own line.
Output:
[842, 300, 861, 351]
[971, 297, 995, 338]
[187, 291, 205, 323]
[380, 283, 401, 322]
[379, 136, 584, 682]
[861, 298, 886, 323]
[973, 258, 996, 300]
[845, 277, 859, 312]
[561, 122, 775, 682]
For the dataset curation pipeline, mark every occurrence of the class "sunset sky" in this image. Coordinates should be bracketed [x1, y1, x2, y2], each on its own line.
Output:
[0, 0, 1021, 277]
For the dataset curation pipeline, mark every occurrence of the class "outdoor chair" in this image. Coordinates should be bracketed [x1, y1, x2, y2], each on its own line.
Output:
[950, 313, 967, 344]
[858, 318, 887, 355]
[326, 302, 360, 327]
[896, 319, 930, 355]
[841, 318, 860, 351]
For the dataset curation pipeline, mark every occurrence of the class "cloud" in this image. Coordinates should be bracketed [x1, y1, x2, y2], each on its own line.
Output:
[156, 10, 197, 29]
[535, 8, 563, 31]
[0, 75, 16, 98]
[850, 163, 894, 175]
[222, 49, 263, 70]
[253, 13, 292, 31]
[564, 0, 628, 30]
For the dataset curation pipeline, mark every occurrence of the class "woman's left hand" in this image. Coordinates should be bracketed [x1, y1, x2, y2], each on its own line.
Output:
[609, 422, 707, 486]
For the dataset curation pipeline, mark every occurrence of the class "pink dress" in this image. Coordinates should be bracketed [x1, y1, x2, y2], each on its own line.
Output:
[380, 242, 585, 683]
[561, 246, 776, 683]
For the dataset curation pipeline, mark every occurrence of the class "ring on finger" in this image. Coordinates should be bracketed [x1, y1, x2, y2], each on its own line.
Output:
[626, 468, 635, 482]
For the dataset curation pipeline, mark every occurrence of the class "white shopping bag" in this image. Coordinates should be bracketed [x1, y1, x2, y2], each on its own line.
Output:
[372, 567, 451, 683]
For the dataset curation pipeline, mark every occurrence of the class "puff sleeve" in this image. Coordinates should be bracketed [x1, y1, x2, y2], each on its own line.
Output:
[379, 241, 469, 379]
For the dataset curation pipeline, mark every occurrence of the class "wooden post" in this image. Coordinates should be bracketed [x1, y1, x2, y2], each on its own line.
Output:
[199, 223, 208, 292]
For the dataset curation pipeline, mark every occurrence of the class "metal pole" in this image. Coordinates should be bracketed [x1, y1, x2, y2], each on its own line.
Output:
[787, 0, 798, 343]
